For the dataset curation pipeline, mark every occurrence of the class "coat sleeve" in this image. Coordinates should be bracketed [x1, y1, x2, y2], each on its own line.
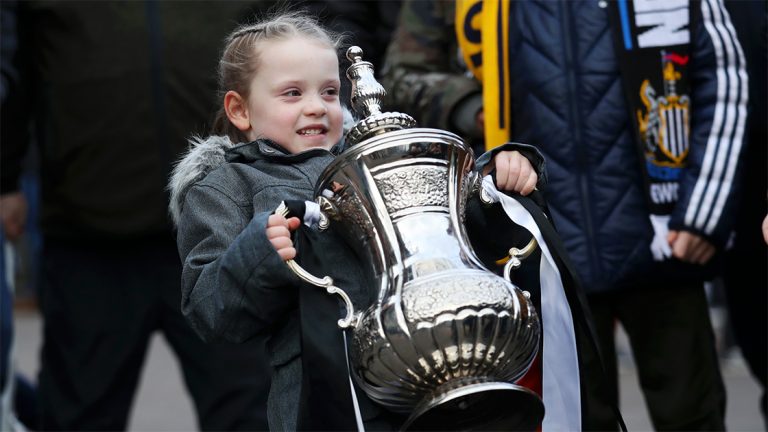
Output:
[381, 0, 481, 132]
[177, 182, 299, 343]
[669, 0, 749, 247]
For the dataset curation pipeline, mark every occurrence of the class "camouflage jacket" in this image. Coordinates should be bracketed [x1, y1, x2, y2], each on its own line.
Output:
[382, 1, 480, 139]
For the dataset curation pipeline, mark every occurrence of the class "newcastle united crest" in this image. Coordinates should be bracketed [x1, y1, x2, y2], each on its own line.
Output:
[637, 51, 690, 172]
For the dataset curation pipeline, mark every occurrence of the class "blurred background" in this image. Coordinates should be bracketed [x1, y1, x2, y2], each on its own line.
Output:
[2, 0, 766, 431]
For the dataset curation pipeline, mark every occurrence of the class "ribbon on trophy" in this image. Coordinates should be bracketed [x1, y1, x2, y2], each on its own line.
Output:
[480, 176, 582, 431]
[608, 0, 694, 260]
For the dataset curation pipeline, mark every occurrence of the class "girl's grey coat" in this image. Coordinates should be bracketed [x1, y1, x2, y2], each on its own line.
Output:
[171, 136, 343, 430]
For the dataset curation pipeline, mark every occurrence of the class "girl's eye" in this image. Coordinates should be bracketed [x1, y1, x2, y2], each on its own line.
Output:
[283, 90, 301, 97]
[324, 87, 339, 96]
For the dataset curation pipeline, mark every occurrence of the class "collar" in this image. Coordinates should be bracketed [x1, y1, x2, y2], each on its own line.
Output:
[225, 139, 347, 164]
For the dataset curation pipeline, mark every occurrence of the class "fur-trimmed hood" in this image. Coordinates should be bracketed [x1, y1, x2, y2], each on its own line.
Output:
[168, 135, 237, 226]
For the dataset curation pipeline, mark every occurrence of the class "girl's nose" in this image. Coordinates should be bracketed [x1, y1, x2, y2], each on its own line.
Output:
[304, 95, 328, 116]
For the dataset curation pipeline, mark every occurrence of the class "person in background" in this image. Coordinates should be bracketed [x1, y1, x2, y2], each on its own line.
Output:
[0, 2, 280, 429]
[384, 0, 746, 430]
[1, 2, 37, 430]
[722, 0, 767, 423]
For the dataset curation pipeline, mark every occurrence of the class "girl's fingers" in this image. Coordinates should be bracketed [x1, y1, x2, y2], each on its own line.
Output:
[267, 215, 300, 236]
[513, 163, 532, 194]
[266, 225, 290, 240]
[276, 246, 297, 261]
[286, 217, 301, 231]
[506, 155, 522, 191]
[268, 214, 288, 228]
[492, 151, 539, 194]
[269, 236, 295, 260]
[494, 153, 510, 190]
[269, 235, 292, 249]
[520, 172, 538, 196]
[267, 215, 302, 261]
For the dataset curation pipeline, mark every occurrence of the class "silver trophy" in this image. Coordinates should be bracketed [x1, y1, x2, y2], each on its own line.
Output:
[281, 47, 543, 430]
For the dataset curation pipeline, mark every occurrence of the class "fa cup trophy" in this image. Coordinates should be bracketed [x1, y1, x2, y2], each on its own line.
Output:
[283, 46, 544, 430]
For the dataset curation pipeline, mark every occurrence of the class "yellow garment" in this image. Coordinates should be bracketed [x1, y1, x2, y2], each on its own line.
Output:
[455, 0, 511, 150]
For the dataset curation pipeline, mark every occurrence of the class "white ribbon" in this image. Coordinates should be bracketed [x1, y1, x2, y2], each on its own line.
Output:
[342, 331, 365, 431]
[481, 176, 582, 431]
[303, 201, 322, 228]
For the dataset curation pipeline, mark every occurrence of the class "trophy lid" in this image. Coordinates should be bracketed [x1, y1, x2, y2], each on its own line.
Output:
[344, 46, 416, 145]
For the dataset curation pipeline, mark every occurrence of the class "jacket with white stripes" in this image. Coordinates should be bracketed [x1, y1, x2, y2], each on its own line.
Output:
[384, 0, 748, 293]
[514, 0, 748, 292]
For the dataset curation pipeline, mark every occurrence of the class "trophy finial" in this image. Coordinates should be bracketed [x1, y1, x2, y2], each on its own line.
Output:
[346, 46, 384, 117]
[347, 46, 364, 63]
[344, 46, 416, 145]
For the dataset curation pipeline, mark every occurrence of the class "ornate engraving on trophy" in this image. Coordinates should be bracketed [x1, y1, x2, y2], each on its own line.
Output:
[373, 165, 449, 214]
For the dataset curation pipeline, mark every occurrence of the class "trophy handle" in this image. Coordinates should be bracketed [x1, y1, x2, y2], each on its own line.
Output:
[275, 202, 359, 329]
[501, 237, 538, 282]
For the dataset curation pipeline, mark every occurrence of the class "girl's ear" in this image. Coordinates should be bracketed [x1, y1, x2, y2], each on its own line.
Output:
[224, 90, 251, 132]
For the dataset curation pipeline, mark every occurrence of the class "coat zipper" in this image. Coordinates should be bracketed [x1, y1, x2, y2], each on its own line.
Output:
[559, 1, 602, 281]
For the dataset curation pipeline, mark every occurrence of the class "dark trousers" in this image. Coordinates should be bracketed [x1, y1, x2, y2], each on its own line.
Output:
[37, 235, 270, 431]
[724, 226, 767, 419]
[584, 282, 726, 431]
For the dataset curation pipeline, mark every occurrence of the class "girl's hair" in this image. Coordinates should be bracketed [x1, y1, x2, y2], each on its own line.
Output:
[212, 10, 345, 143]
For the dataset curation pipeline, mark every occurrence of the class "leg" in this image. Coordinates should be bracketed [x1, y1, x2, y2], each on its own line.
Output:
[722, 189, 767, 419]
[38, 239, 156, 430]
[618, 282, 726, 431]
[582, 292, 621, 431]
[153, 237, 270, 431]
[724, 243, 767, 419]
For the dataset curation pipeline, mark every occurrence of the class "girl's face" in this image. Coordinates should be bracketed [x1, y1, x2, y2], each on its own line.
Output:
[245, 37, 343, 153]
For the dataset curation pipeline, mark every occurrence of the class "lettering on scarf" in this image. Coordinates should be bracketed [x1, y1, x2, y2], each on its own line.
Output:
[634, 0, 690, 48]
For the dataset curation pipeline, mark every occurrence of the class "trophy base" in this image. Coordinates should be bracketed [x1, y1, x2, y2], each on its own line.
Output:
[401, 381, 544, 431]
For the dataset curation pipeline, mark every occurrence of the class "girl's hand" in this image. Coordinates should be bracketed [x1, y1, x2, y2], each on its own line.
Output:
[482, 150, 538, 196]
[267, 214, 301, 261]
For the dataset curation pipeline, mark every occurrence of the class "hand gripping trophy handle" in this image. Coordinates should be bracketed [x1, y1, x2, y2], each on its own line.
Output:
[275, 202, 359, 329]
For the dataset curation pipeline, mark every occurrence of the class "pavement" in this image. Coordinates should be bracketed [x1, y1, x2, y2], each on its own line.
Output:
[9, 305, 765, 431]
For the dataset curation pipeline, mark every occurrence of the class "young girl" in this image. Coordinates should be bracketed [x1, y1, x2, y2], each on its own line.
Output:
[169, 11, 543, 431]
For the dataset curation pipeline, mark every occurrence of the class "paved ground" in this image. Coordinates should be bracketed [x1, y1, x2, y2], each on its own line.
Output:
[10, 306, 765, 431]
